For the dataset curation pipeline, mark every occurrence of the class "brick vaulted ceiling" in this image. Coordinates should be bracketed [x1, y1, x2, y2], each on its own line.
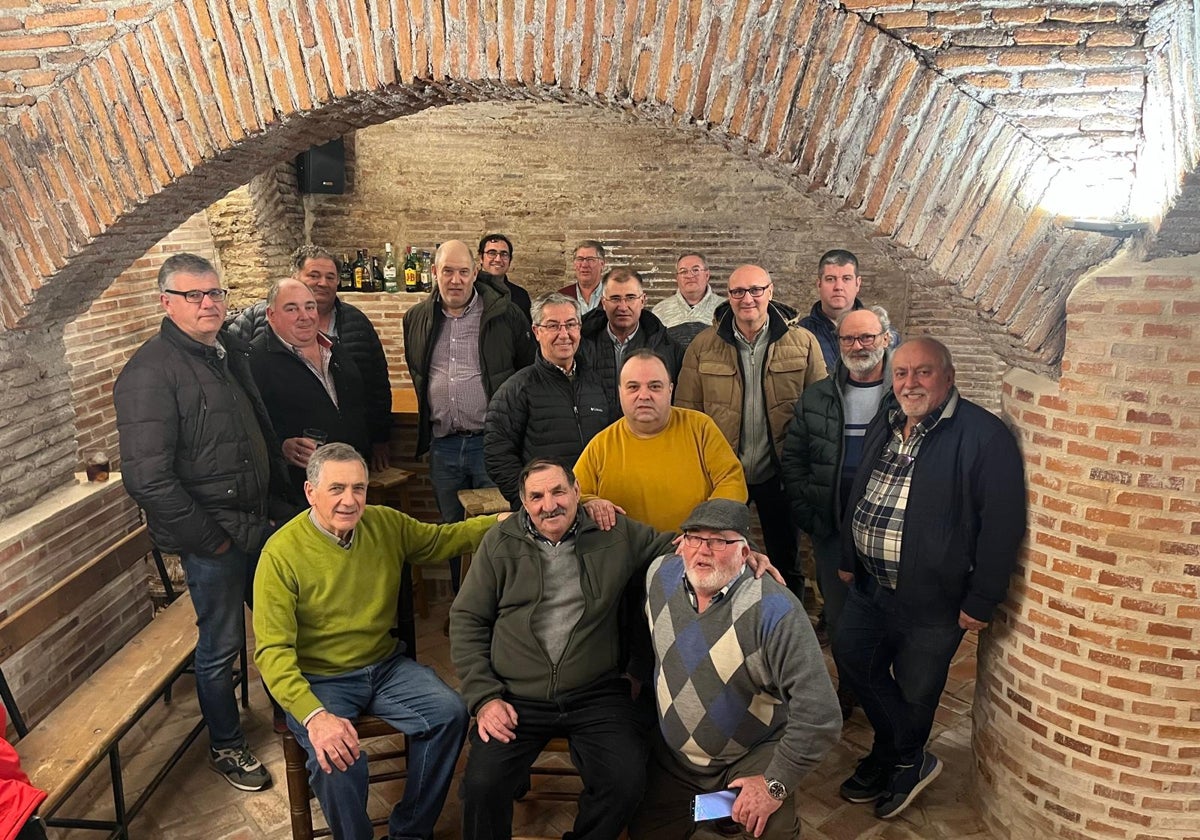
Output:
[0, 1, 1195, 371]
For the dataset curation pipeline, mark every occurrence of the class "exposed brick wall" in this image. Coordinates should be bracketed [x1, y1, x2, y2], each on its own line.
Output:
[976, 254, 1200, 840]
[0, 478, 145, 727]
[307, 102, 912, 325]
[64, 211, 219, 467]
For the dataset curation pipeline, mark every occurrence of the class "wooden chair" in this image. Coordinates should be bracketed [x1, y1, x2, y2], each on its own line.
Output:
[457, 486, 511, 580]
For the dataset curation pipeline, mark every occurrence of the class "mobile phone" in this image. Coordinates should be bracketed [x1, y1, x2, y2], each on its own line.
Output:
[693, 789, 737, 821]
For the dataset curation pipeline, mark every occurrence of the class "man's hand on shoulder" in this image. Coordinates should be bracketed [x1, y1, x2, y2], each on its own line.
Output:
[726, 775, 783, 838]
[476, 698, 519, 743]
[306, 710, 361, 773]
[746, 551, 785, 587]
[583, 498, 624, 530]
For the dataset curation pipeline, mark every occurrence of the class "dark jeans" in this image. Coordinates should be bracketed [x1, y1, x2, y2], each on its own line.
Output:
[629, 731, 798, 840]
[286, 653, 468, 840]
[811, 531, 848, 641]
[460, 678, 649, 840]
[832, 578, 965, 766]
[428, 432, 494, 590]
[747, 477, 802, 599]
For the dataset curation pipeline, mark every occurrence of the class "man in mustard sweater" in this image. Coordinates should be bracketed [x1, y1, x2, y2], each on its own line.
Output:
[254, 443, 509, 840]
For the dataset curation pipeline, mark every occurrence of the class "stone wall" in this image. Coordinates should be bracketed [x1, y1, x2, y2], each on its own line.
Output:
[977, 253, 1200, 840]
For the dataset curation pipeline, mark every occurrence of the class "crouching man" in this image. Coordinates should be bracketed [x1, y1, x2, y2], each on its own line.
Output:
[254, 443, 509, 840]
[631, 499, 841, 840]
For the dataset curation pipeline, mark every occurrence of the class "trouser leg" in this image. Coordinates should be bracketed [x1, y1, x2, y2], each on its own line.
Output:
[747, 477, 802, 599]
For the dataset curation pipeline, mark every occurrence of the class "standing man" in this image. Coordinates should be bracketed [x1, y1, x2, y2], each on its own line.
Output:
[229, 245, 393, 471]
[579, 267, 678, 413]
[484, 293, 613, 507]
[676, 264, 827, 599]
[255, 443, 509, 840]
[631, 499, 841, 840]
[781, 305, 895, 717]
[575, 350, 746, 534]
[249, 279, 371, 492]
[558, 240, 607, 316]
[799, 249, 899, 371]
[451, 459, 677, 839]
[403, 240, 534, 581]
[114, 253, 297, 792]
[651, 251, 724, 352]
[477, 233, 532, 323]
[835, 338, 1026, 818]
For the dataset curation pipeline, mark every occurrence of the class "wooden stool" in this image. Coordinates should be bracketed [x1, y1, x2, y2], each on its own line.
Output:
[457, 487, 510, 579]
[368, 467, 427, 620]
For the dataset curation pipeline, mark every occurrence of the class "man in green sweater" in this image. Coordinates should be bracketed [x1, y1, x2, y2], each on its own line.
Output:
[254, 443, 509, 840]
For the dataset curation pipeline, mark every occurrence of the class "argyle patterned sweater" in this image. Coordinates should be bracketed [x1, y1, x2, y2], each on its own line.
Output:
[646, 555, 841, 790]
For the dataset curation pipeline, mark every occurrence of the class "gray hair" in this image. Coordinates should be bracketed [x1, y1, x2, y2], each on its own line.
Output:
[158, 253, 218, 292]
[306, 442, 367, 486]
[530, 292, 580, 324]
[837, 305, 891, 336]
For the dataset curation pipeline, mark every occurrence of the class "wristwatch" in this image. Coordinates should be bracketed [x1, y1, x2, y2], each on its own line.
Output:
[765, 778, 787, 801]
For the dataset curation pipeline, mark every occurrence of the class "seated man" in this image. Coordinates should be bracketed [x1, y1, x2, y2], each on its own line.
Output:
[631, 499, 842, 840]
[450, 458, 678, 839]
[254, 443, 510, 840]
[249, 278, 371, 492]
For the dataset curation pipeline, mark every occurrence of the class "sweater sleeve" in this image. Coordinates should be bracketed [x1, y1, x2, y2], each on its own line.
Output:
[448, 529, 507, 714]
[699, 416, 749, 503]
[253, 545, 324, 722]
[394, 510, 501, 567]
[761, 603, 842, 790]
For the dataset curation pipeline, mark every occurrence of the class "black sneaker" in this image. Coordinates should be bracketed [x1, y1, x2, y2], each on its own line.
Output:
[839, 752, 894, 803]
[874, 752, 942, 819]
[209, 744, 272, 791]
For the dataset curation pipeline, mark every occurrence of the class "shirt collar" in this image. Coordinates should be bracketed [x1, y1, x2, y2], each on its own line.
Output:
[521, 509, 581, 546]
[309, 508, 354, 550]
[681, 561, 747, 611]
[607, 322, 639, 345]
[442, 289, 478, 317]
[889, 386, 959, 435]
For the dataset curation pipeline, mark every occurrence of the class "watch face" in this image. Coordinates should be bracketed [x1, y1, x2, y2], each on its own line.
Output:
[766, 779, 787, 800]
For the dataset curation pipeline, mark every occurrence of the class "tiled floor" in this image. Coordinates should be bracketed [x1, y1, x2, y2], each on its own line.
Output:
[47, 597, 993, 840]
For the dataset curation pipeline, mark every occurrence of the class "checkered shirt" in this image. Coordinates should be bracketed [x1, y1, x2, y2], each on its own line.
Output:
[851, 390, 959, 588]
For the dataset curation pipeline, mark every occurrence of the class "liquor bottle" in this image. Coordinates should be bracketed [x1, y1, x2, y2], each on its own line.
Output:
[382, 242, 399, 293]
[420, 250, 433, 292]
[371, 256, 385, 293]
[352, 249, 367, 291]
[403, 246, 419, 292]
[338, 253, 354, 291]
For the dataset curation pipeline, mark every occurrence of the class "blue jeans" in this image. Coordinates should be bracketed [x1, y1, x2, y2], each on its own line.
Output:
[428, 433, 494, 589]
[287, 654, 468, 840]
[181, 547, 257, 750]
[832, 578, 965, 766]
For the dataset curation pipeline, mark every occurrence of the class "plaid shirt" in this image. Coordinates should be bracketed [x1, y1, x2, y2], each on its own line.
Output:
[851, 390, 959, 588]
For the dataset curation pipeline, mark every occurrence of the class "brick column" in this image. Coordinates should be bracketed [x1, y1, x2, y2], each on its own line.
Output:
[976, 257, 1200, 840]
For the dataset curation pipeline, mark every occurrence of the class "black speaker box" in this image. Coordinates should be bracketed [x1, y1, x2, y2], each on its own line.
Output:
[296, 138, 345, 194]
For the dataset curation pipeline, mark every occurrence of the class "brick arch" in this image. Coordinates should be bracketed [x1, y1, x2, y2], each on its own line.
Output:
[0, 0, 1121, 369]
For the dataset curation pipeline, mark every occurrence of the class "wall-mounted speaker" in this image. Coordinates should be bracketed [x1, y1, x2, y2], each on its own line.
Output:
[296, 138, 345, 194]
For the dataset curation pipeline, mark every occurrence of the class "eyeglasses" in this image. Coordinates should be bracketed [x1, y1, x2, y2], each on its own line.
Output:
[676, 266, 707, 277]
[727, 284, 772, 299]
[605, 293, 644, 305]
[573, 256, 601, 265]
[482, 249, 511, 260]
[682, 533, 744, 551]
[163, 288, 228, 303]
[536, 320, 581, 333]
[838, 331, 885, 347]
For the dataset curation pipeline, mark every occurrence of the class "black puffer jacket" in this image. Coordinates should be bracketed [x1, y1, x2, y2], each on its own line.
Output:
[114, 319, 298, 557]
[484, 353, 615, 506]
[228, 298, 392, 447]
[403, 282, 535, 456]
[249, 327, 371, 493]
[578, 308, 679, 414]
[781, 356, 895, 538]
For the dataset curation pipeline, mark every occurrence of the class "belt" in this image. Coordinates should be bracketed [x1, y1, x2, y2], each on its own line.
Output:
[442, 429, 484, 437]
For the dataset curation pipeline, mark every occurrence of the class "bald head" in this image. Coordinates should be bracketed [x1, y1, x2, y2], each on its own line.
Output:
[266, 278, 319, 347]
[433, 239, 477, 315]
[727, 264, 774, 338]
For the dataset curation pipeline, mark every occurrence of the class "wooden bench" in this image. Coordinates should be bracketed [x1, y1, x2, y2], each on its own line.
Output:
[0, 525, 208, 838]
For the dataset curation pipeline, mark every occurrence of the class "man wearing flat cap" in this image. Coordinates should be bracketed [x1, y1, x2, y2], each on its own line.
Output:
[631, 499, 841, 840]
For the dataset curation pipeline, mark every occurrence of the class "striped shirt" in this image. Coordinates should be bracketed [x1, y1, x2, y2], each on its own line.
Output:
[851, 390, 959, 588]
[428, 293, 487, 437]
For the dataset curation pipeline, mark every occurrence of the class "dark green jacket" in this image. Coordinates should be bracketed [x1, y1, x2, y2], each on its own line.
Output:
[449, 510, 674, 714]
[402, 281, 534, 456]
[781, 356, 894, 538]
